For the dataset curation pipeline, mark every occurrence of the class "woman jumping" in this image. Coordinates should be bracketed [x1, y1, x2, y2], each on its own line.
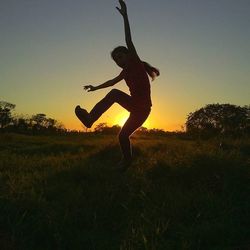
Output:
[75, 0, 159, 170]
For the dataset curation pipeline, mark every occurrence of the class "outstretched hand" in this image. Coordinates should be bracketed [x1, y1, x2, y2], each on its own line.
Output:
[116, 0, 127, 16]
[83, 85, 96, 92]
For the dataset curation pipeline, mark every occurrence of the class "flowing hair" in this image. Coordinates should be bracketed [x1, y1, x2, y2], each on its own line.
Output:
[111, 46, 160, 81]
[142, 61, 160, 81]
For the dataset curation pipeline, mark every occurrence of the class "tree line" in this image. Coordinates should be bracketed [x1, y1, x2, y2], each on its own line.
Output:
[0, 101, 249, 137]
[0, 101, 64, 134]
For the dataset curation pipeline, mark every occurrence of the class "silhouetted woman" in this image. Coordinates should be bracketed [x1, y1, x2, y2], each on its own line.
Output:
[75, 0, 159, 170]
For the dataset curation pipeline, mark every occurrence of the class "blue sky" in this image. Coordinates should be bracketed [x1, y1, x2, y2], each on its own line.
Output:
[1, 0, 249, 130]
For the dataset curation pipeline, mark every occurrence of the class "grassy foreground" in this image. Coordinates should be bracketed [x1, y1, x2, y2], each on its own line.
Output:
[0, 133, 249, 250]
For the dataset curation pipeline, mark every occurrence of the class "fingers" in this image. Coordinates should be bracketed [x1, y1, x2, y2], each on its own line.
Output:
[83, 85, 91, 91]
[83, 85, 95, 92]
[116, 0, 126, 15]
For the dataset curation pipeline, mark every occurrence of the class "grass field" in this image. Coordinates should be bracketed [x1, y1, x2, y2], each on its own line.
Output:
[0, 133, 249, 250]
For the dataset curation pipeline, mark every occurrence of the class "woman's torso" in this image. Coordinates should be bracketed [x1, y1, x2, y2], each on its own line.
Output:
[121, 54, 152, 109]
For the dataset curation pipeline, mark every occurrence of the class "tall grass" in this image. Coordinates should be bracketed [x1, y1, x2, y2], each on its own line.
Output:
[0, 133, 249, 250]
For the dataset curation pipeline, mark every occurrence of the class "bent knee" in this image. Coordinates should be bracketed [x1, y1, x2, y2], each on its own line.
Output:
[107, 88, 120, 98]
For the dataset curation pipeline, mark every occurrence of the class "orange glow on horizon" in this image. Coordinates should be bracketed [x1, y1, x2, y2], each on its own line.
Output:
[64, 120, 183, 132]
[66, 117, 171, 132]
[64, 111, 184, 132]
[113, 111, 129, 127]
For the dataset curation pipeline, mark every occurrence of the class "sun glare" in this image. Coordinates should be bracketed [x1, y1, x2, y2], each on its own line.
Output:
[114, 111, 150, 128]
[114, 111, 129, 126]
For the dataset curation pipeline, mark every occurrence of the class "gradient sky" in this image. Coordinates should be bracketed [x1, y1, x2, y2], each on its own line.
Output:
[1, 0, 249, 131]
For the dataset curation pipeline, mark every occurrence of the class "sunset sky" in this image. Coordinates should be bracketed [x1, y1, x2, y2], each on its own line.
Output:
[1, 0, 249, 131]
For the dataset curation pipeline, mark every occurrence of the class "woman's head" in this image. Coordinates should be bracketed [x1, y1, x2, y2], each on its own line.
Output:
[111, 46, 129, 68]
[111, 46, 160, 80]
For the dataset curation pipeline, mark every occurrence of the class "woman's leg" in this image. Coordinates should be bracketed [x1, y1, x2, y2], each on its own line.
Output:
[75, 89, 132, 128]
[119, 109, 151, 164]
[89, 89, 133, 126]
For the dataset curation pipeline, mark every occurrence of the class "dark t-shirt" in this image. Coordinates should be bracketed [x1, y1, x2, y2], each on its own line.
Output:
[120, 54, 152, 109]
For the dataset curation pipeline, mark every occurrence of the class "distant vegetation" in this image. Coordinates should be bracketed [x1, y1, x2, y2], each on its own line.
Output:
[0, 101, 64, 134]
[186, 104, 250, 137]
[0, 101, 249, 137]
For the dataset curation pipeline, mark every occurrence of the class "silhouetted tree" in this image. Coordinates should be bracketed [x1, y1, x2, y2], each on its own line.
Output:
[31, 113, 47, 131]
[0, 101, 65, 134]
[186, 104, 249, 136]
[148, 128, 166, 135]
[0, 101, 15, 129]
[137, 126, 148, 133]
[94, 123, 121, 134]
[94, 123, 108, 133]
[102, 125, 121, 134]
[30, 113, 65, 133]
[13, 116, 30, 131]
[46, 119, 65, 132]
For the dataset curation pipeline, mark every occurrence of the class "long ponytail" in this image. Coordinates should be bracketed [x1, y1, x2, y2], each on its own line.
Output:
[142, 61, 160, 81]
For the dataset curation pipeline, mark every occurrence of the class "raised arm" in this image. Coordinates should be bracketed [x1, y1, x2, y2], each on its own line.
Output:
[116, 0, 139, 58]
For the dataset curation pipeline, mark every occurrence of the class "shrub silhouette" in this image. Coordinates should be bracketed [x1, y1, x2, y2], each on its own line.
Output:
[0, 101, 15, 129]
[186, 104, 249, 136]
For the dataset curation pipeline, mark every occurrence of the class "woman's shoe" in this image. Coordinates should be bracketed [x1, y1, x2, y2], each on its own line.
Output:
[75, 105, 92, 128]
